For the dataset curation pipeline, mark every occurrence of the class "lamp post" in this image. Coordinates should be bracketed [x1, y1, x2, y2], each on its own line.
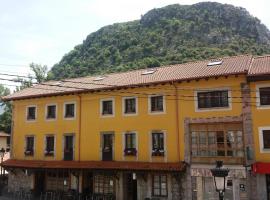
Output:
[0, 148, 6, 176]
[210, 160, 230, 200]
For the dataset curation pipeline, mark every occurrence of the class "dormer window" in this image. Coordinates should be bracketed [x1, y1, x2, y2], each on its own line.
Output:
[141, 69, 157, 75]
[207, 60, 223, 66]
[93, 76, 106, 81]
[26, 106, 37, 121]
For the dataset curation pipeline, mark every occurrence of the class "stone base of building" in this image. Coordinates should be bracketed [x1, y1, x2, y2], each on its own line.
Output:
[7, 169, 186, 200]
[189, 164, 249, 200]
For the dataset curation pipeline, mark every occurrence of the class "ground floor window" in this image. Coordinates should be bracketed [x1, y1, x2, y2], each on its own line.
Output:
[93, 174, 114, 194]
[46, 170, 69, 191]
[152, 174, 167, 197]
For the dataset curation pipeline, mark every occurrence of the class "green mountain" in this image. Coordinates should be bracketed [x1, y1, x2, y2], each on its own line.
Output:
[48, 2, 270, 79]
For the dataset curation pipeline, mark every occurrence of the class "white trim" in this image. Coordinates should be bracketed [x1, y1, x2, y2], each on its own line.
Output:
[258, 127, 270, 153]
[194, 87, 232, 112]
[100, 131, 115, 160]
[256, 83, 270, 109]
[100, 98, 115, 118]
[63, 101, 76, 120]
[122, 131, 138, 161]
[63, 133, 75, 160]
[122, 96, 138, 116]
[150, 130, 167, 162]
[25, 105, 37, 122]
[44, 134, 56, 159]
[24, 135, 35, 157]
[148, 94, 166, 115]
[45, 103, 57, 121]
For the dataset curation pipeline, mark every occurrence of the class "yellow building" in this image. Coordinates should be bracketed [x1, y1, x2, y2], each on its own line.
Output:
[2, 55, 270, 200]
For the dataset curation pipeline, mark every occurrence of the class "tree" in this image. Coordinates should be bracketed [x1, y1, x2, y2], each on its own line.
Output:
[0, 85, 11, 133]
[30, 63, 48, 83]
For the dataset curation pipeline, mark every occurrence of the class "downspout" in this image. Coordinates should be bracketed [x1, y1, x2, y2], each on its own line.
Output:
[172, 82, 181, 162]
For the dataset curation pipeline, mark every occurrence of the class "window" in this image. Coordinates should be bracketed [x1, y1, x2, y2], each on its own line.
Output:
[259, 127, 270, 153]
[94, 175, 114, 194]
[197, 90, 229, 109]
[46, 105, 56, 119]
[101, 99, 114, 116]
[64, 103, 75, 118]
[262, 130, 270, 149]
[25, 136, 34, 156]
[191, 124, 244, 158]
[152, 132, 165, 156]
[150, 95, 164, 113]
[26, 106, 36, 120]
[45, 136, 55, 156]
[124, 133, 136, 156]
[123, 97, 137, 115]
[152, 175, 167, 197]
[259, 87, 270, 106]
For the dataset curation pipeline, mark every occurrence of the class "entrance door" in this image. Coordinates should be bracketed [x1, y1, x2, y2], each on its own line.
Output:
[34, 171, 45, 196]
[124, 173, 137, 200]
[64, 135, 74, 161]
[267, 175, 270, 200]
[102, 133, 113, 161]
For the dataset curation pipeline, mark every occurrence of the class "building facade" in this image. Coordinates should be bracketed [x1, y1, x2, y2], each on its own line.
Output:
[2, 55, 270, 200]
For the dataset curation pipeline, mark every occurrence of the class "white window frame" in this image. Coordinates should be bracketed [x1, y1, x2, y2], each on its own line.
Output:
[122, 131, 138, 160]
[45, 103, 57, 121]
[194, 87, 232, 112]
[122, 96, 138, 116]
[100, 98, 115, 118]
[258, 127, 270, 153]
[148, 95, 166, 115]
[62, 133, 75, 160]
[63, 101, 76, 120]
[149, 130, 167, 162]
[26, 105, 37, 122]
[44, 134, 56, 158]
[24, 135, 35, 156]
[256, 83, 270, 109]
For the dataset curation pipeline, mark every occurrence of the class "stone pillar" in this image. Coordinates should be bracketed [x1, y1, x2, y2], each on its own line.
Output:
[183, 118, 192, 200]
[8, 169, 32, 192]
[115, 172, 123, 200]
[256, 174, 267, 200]
[241, 83, 257, 200]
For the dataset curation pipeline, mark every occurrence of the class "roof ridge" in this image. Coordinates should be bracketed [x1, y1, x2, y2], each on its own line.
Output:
[60, 54, 252, 82]
[253, 54, 270, 59]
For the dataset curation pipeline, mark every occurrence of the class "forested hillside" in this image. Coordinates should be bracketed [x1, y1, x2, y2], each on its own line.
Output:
[48, 2, 270, 79]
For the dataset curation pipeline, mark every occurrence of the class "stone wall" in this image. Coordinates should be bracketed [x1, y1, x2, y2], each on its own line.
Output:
[171, 175, 182, 200]
[8, 169, 33, 192]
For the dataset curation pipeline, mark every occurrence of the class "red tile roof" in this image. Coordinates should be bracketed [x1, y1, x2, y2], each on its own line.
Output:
[248, 55, 270, 76]
[3, 55, 253, 101]
[2, 159, 185, 172]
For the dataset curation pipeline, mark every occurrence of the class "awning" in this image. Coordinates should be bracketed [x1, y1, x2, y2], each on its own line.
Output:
[1, 159, 186, 172]
[252, 162, 270, 174]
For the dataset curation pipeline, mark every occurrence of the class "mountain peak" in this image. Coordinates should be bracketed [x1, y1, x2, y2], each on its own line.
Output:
[49, 2, 270, 80]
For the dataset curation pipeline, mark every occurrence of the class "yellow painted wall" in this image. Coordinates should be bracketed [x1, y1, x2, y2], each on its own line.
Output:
[250, 81, 270, 162]
[11, 75, 247, 163]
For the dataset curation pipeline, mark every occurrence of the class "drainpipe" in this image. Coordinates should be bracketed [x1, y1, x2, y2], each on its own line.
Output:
[172, 82, 181, 162]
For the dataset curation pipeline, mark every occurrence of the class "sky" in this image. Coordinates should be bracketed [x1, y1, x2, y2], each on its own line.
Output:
[0, 0, 269, 89]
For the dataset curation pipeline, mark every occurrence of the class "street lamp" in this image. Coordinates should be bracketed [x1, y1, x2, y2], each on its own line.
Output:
[0, 148, 6, 176]
[210, 160, 230, 200]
